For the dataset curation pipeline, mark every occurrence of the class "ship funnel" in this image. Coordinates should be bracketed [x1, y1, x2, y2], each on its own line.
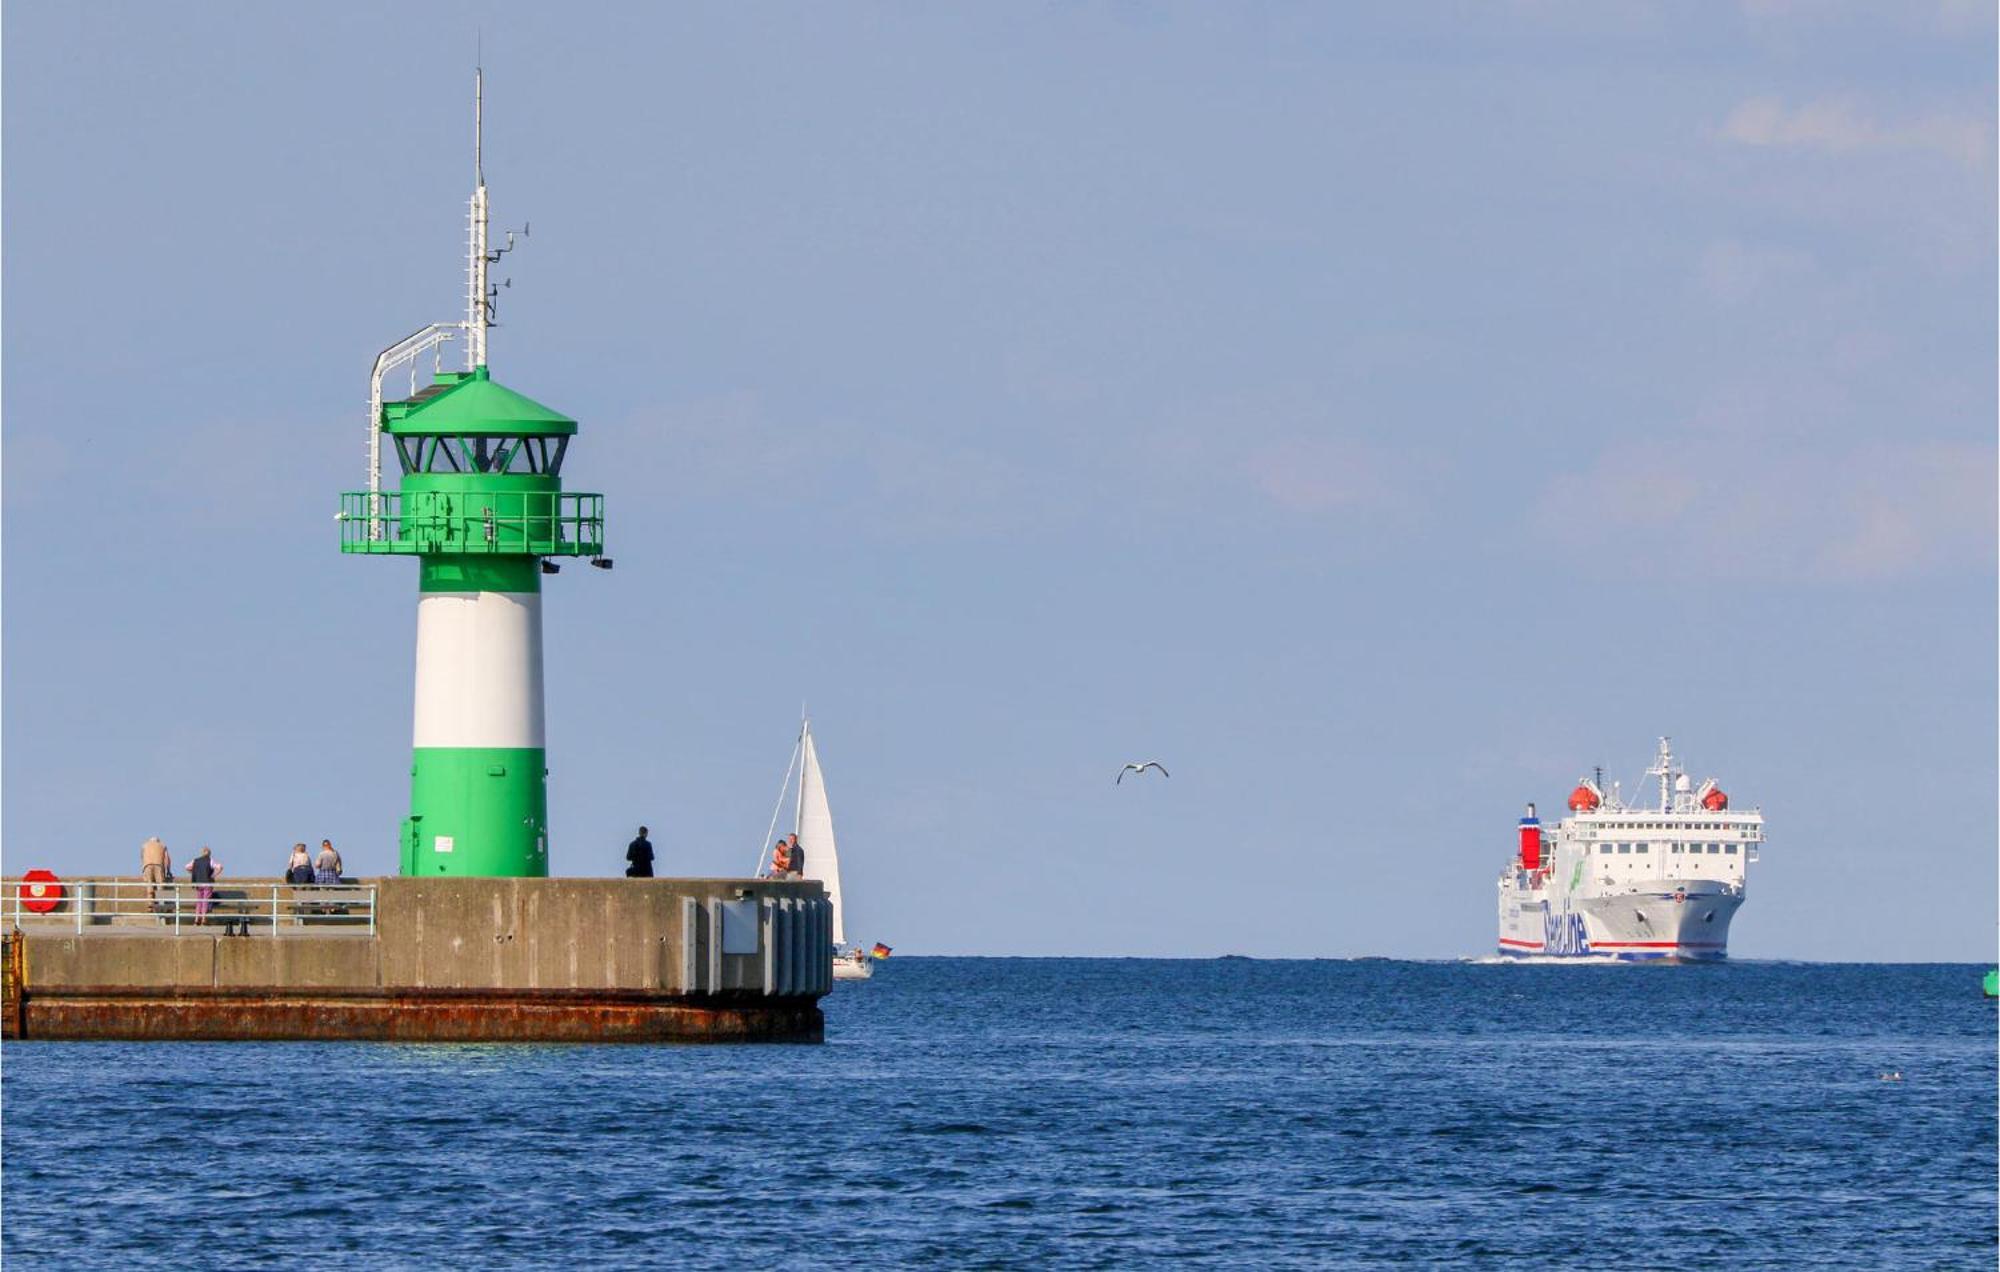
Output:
[1518, 805, 1543, 872]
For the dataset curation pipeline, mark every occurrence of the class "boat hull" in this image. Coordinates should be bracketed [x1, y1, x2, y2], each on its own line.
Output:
[1499, 881, 1742, 962]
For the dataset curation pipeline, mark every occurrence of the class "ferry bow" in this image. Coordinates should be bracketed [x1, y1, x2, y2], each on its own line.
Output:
[1497, 738, 1763, 962]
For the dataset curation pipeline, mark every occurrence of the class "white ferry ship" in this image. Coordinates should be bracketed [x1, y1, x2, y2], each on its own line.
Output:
[1497, 739, 1762, 961]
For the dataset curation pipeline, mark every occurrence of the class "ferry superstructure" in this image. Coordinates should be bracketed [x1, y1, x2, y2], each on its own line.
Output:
[1497, 739, 1763, 961]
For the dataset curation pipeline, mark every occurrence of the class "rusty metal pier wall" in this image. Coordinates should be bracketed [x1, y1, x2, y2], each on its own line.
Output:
[1, 877, 832, 1043]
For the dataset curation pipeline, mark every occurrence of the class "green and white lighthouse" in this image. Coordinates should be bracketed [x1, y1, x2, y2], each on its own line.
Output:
[340, 72, 605, 878]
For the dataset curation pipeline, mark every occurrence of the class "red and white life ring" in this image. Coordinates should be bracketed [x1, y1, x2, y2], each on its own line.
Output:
[19, 869, 63, 914]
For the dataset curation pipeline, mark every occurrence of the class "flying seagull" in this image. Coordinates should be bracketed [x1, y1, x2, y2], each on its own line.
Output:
[1117, 761, 1169, 784]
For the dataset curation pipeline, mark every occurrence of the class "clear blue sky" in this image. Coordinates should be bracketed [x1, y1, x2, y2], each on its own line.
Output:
[4, 2, 1993, 959]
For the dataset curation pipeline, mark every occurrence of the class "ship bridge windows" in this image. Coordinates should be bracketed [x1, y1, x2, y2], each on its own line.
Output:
[1599, 845, 1612, 854]
[1708, 844, 1721, 854]
[1724, 844, 1738, 854]
[1616, 844, 1631, 854]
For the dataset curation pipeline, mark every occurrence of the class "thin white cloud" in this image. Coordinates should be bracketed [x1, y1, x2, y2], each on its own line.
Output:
[1696, 239, 1818, 306]
[609, 382, 1438, 539]
[1537, 436, 1995, 583]
[1244, 436, 1408, 515]
[1720, 97, 1991, 169]
[1815, 443, 1996, 579]
[607, 392, 1068, 537]
[617, 389, 839, 495]
[1739, 0, 1995, 35]
[1139, 384, 1432, 523]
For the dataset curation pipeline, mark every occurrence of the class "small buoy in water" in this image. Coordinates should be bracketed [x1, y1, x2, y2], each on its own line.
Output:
[1878, 1071, 1902, 1082]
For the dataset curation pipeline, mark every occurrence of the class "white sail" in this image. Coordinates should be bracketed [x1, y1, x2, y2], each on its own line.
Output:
[796, 722, 846, 947]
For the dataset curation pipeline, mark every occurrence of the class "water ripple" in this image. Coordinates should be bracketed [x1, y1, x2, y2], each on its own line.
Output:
[3, 960, 1994, 1268]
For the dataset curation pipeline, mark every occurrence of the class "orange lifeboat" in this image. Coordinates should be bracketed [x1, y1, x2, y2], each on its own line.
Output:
[1701, 787, 1728, 810]
[1567, 784, 1600, 812]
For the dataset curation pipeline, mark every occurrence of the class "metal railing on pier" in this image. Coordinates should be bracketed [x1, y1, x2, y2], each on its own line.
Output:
[3, 880, 377, 936]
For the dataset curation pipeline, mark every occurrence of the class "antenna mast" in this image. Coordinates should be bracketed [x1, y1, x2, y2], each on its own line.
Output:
[465, 66, 490, 370]
[1647, 736, 1676, 812]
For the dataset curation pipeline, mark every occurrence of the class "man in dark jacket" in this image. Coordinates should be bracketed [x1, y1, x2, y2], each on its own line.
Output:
[625, 827, 655, 878]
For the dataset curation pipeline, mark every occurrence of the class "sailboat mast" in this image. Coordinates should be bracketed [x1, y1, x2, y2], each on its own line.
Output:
[795, 719, 808, 838]
[756, 735, 801, 874]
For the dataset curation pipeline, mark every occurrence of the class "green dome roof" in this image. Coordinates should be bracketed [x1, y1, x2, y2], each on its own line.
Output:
[383, 366, 578, 437]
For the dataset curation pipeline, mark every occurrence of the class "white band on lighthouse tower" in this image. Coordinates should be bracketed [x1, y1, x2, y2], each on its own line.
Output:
[412, 589, 546, 749]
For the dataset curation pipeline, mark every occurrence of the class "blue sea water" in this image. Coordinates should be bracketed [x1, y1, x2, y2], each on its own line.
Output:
[3, 960, 1993, 1268]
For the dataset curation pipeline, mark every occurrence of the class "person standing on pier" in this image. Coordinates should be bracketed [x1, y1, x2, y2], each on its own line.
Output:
[139, 836, 170, 904]
[625, 827, 655, 879]
[314, 839, 343, 884]
[186, 846, 221, 925]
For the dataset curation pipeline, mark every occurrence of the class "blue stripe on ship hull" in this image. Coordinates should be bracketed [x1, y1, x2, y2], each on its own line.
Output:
[1495, 948, 1729, 962]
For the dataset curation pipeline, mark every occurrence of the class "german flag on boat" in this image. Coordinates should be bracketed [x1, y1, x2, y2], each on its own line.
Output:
[871, 942, 892, 960]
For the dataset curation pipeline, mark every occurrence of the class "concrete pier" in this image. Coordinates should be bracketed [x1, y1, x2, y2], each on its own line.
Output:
[1, 876, 832, 1043]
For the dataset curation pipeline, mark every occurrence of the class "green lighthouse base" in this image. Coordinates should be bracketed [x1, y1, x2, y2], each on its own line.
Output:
[404, 747, 549, 877]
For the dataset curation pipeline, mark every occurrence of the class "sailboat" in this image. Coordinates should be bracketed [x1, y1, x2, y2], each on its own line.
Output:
[762, 717, 875, 982]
